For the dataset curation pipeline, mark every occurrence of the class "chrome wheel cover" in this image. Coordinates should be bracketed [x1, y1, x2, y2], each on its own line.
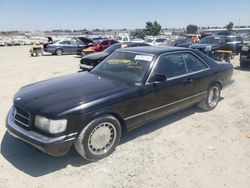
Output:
[88, 122, 117, 155]
[56, 49, 62, 55]
[208, 86, 220, 107]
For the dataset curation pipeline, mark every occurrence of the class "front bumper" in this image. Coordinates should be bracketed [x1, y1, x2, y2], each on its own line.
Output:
[6, 110, 77, 156]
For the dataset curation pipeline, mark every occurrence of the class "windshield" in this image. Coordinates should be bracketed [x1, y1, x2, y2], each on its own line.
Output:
[91, 51, 154, 83]
[104, 43, 121, 53]
[199, 36, 222, 44]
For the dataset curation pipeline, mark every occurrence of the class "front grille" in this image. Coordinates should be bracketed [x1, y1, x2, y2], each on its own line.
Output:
[13, 106, 30, 127]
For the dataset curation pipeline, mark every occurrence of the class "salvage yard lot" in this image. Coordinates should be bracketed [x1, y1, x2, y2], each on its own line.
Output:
[0, 46, 250, 188]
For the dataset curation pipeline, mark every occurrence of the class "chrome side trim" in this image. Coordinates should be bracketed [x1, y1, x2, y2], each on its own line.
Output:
[124, 91, 207, 120]
[167, 68, 210, 81]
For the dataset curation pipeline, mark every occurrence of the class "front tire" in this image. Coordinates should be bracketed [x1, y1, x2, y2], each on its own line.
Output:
[198, 84, 221, 111]
[74, 115, 121, 161]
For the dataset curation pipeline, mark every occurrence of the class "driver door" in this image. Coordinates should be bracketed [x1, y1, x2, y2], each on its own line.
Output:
[125, 52, 195, 130]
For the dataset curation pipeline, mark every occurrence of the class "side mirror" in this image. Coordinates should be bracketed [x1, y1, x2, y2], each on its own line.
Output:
[149, 73, 167, 83]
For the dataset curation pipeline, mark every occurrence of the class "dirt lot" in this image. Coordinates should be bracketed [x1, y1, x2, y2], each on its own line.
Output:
[0, 46, 250, 188]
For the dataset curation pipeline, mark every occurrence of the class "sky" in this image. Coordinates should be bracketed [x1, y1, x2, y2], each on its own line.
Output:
[0, 0, 250, 31]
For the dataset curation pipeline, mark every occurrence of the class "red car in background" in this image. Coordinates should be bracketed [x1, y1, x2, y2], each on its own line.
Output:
[89, 39, 118, 52]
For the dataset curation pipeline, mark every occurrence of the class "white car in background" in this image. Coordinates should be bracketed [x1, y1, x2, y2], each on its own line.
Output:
[0, 39, 6, 46]
[144, 38, 168, 46]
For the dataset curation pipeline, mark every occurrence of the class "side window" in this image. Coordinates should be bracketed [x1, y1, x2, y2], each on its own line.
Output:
[70, 40, 77, 45]
[61, 40, 70, 45]
[153, 53, 187, 78]
[155, 38, 166, 42]
[183, 53, 208, 73]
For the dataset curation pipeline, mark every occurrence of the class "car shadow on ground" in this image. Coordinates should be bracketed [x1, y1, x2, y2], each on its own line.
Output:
[1, 132, 91, 177]
[120, 106, 200, 144]
[41, 54, 75, 57]
[234, 66, 250, 71]
[1, 105, 207, 177]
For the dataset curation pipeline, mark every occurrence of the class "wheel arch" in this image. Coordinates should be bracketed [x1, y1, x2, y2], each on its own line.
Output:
[78, 111, 128, 136]
[209, 80, 223, 90]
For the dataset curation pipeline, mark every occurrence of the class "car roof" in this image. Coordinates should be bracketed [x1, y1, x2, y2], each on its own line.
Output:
[121, 42, 151, 47]
[116, 46, 191, 55]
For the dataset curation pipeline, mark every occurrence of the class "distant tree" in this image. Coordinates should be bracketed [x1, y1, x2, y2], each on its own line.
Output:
[145, 21, 162, 36]
[186, 24, 198, 34]
[130, 29, 146, 39]
[226, 22, 234, 30]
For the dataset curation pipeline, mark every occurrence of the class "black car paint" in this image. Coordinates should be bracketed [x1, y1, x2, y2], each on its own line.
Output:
[6, 47, 233, 156]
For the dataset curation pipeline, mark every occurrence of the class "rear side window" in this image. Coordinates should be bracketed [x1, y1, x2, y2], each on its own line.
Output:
[154, 53, 187, 78]
[60, 40, 70, 45]
[183, 53, 208, 73]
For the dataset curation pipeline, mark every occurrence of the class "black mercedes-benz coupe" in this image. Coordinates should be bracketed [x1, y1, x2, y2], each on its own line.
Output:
[6, 47, 234, 161]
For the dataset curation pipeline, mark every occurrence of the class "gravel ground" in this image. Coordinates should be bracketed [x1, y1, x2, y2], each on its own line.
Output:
[0, 46, 250, 188]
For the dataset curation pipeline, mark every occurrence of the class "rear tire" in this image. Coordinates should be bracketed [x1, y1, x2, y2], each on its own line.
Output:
[198, 84, 221, 111]
[74, 115, 121, 161]
[55, 49, 63, 56]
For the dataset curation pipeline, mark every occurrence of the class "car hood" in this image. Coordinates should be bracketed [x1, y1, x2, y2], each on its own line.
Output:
[13, 72, 134, 118]
[82, 51, 109, 61]
[190, 43, 217, 49]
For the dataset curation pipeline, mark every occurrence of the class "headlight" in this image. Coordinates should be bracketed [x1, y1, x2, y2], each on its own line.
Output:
[204, 46, 212, 52]
[35, 115, 67, 134]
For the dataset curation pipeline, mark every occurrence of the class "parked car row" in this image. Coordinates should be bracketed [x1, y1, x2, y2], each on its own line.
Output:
[80, 42, 151, 71]
[0, 38, 47, 46]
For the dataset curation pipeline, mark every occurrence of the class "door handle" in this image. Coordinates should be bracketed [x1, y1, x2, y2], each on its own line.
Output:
[183, 78, 194, 84]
